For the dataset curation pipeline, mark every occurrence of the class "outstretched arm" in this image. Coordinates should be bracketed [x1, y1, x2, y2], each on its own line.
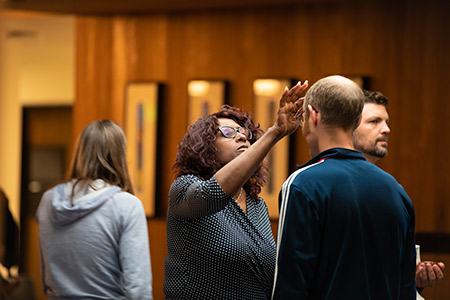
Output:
[215, 81, 308, 196]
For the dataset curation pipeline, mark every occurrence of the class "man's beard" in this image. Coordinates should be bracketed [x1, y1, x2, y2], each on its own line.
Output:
[355, 137, 388, 159]
[366, 145, 388, 159]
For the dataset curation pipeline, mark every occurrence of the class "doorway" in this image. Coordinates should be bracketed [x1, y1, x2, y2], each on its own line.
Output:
[20, 106, 72, 300]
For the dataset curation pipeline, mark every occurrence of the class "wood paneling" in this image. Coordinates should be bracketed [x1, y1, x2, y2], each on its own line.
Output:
[24, 217, 44, 300]
[2, 0, 353, 14]
[147, 219, 167, 300]
[74, 17, 114, 134]
[71, 1, 450, 298]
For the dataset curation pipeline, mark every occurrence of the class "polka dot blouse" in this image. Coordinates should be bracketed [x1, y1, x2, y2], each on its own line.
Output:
[164, 175, 276, 300]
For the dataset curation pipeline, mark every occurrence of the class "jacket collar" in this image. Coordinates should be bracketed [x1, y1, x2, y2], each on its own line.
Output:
[297, 147, 366, 169]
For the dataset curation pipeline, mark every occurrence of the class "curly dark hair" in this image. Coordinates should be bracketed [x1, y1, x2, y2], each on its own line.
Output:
[363, 89, 389, 106]
[174, 105, 269, 199]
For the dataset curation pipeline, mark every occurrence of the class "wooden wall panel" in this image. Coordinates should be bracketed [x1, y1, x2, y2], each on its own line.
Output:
[384, 1, 450, 233]
[74, 16, 144, 132]
[134, 16, 169, 81]
[71, 1, 450, 298]
[147, 219, 167, 300]
[74, 17, 114, 137]
[25, 217, 45, 300]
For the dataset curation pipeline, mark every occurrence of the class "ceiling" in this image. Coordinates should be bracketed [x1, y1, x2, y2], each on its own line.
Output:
[1, 0, 354, 15]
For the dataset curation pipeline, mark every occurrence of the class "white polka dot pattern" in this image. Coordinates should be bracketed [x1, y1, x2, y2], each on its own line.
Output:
[164, 175, 276, 299]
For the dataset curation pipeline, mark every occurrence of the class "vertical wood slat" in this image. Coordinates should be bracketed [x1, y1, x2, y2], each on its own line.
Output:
[74, 17, 113, 138]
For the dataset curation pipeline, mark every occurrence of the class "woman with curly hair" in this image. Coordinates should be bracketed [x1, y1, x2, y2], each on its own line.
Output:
[164, 81, 308, 300]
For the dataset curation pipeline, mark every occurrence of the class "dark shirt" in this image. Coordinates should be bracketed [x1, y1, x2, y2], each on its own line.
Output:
[273, 148, 416, 300]
[164, 175, 276, 300]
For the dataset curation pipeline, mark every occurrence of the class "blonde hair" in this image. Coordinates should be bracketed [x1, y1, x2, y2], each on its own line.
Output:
[304, 75, 364, 131]
[69, 120, 134, 201]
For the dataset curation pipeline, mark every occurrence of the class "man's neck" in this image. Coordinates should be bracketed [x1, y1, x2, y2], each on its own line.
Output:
[315, 128, 355, 156]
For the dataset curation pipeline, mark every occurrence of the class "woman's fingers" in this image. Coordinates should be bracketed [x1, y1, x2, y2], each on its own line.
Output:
[281, 81, 309, 106]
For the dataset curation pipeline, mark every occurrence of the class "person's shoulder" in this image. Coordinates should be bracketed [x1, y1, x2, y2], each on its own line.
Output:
[40, 182, 65, 202]
[285, 163, 323, 190]
[358, 163, 411, 195]
[113, 189, 141, 203]
[112, 189, 147, 214]
[363, 162, 398, 181]
[174, 174, 202, 183]
[36, 183, 66, 219]
[170, 174, 204, 189]
[293, 158, 333, 177]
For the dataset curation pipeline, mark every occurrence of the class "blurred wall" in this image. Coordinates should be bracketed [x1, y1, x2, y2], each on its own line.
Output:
[0, 12, 74, 223]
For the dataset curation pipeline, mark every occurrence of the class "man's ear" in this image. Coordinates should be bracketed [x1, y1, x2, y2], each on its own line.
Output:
[308, 105, 319, 127]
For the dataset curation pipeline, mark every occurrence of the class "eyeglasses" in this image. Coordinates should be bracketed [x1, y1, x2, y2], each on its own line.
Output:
[217, 126, 253, 140]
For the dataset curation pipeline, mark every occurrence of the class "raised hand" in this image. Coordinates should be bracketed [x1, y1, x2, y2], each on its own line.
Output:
[273, 81, 308, 137]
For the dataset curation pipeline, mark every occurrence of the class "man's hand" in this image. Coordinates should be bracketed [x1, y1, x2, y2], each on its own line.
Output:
[416, 261, 445, 288]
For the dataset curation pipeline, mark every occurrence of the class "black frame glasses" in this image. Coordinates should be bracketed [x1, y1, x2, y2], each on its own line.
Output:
[217, 126, 253, 140]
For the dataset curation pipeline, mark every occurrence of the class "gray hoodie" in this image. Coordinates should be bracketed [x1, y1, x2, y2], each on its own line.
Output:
[36, 180, 152, 300]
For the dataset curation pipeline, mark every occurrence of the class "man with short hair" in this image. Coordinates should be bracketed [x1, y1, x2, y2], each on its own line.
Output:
[272, 75, 416, 299]
[353, 89, 445, 295]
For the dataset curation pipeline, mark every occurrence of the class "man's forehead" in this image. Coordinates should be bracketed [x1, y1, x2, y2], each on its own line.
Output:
[362, 103, 389, 117]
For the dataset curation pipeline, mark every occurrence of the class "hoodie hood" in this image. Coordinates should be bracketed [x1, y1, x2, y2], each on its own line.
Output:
[46, 180, 121, 226]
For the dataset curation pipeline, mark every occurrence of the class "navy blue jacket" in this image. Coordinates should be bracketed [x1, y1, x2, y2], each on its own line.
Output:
[272, 148, 416, 300]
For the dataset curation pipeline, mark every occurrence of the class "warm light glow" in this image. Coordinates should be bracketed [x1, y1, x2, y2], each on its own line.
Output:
[188, 80, 210, 97]
[0, 14, 74, 223]
[253, 79, 282, 96]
